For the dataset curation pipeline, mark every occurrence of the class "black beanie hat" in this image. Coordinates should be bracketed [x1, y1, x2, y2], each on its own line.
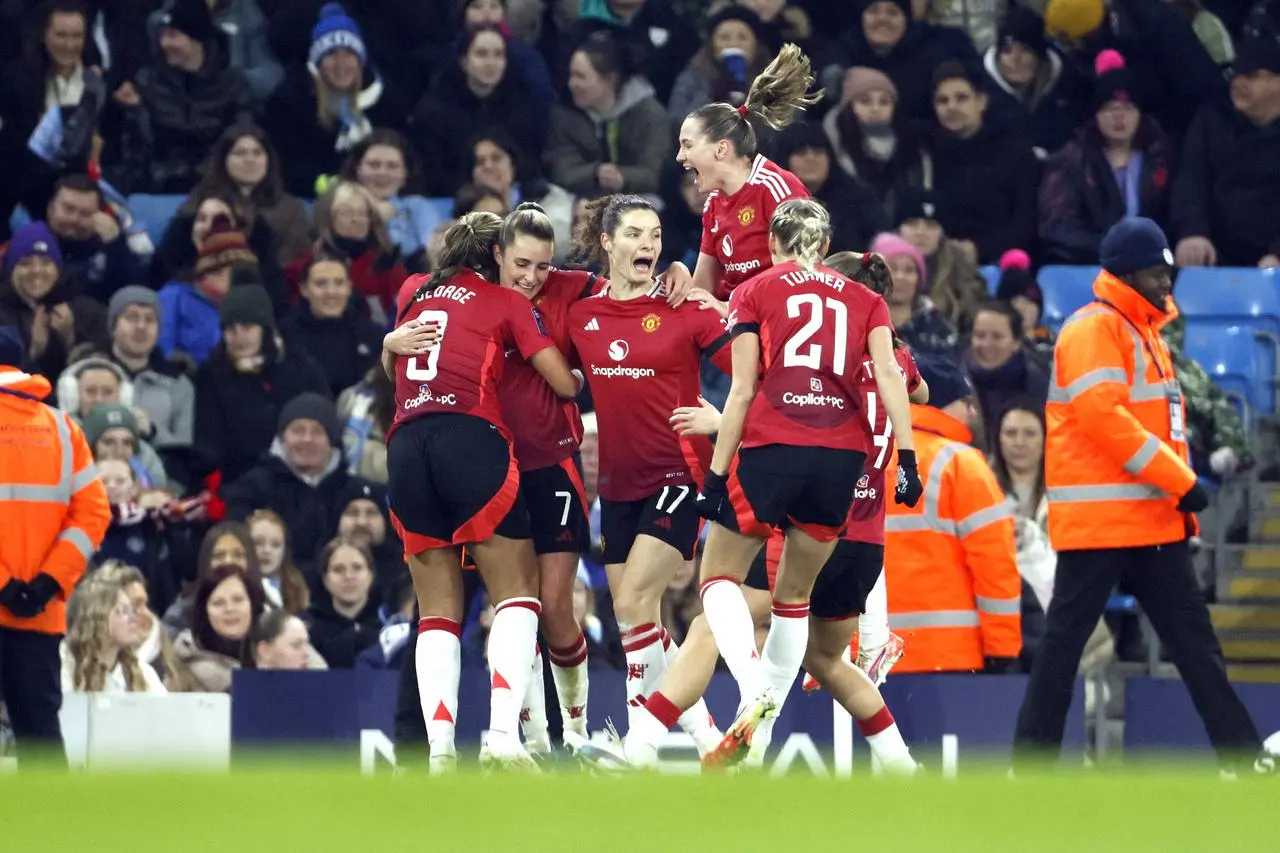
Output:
[0, 326, 27, 370]
[218, 284, 276, 330]
[1092, 49, 1138, 113]
[998, 5, 1048, 59]
[893, 185, 940, 227]
[278, 392, 342, 446]
[158, 0, 217, 44]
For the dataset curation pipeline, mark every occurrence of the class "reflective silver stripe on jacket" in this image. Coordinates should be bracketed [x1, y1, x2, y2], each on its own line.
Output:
[890, 610, 980, 629]
[1046, 484, 1169, 504]
[976, 595, 1021, 616]
[1048, 305, 1174, 406]
[57, 528, 96, 560]
[1122, 434, 1163, 475]
[0, 411, 77, 505]
[884, 444, 963, 535]
[956, 503, 1014, 537]
[71, 463, 99, 494]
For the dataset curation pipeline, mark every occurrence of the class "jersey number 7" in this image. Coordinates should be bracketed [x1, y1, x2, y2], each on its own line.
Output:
[781, 293, 848, 375]
[405, 310, 449, 381]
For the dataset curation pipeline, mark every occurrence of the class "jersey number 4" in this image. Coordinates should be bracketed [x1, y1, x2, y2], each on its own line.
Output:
[782, 293, 848, 375]
[405, 310, 449, 381]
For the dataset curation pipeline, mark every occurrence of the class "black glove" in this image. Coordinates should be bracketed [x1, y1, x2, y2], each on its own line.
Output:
[894, 449, 923, 507]
[0, 579, 41, 619]
[1177, 482, 1210, 513]
[983, 656, 1019, 674]
[695, 470, 730, 522]
[25, 574, 61, 612]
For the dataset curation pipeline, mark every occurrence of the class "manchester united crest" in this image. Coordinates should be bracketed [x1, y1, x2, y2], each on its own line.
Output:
[641, 313, 662, 333]
[738, 207, 756, 226]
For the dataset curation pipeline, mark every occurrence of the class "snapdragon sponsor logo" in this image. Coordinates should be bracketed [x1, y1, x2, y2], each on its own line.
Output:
[723, 259, 760, 274]
[782, 391, 845, 409]
[404, 385, 456, 409]
[592, 364, 656, 380]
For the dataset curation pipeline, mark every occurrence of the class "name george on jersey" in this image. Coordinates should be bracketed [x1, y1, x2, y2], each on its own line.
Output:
[417, 284, 476, 305]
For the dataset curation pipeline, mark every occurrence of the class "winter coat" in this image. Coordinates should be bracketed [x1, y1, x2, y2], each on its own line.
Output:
[192, 339, 331, 483]
[897, 296, 960, 360]
[0, 277, 108, 388]
[547, 77, 670, 197]
[280, 302, 383, 397]
[560, 0, 700, 105]
[95, 501, 204, 617]
[822, 108, 933, 224]
[284, 244, 408, 323]
[171, 629, 239, 693]
[1038, 116, 1173, 266]
[156, 281, 223, 366]
[115, 39, 254, 195]
[304, 595, 383, 669]
[336, 379, 388, 484]
[52, 231, 146, 306]
[929, 123, 1041, 263]
[964, 348, 1050, 445]
[148, 212, 287, 313]
[255, 195, 315, 268]
[108, 349, 197, 448]
[146, 0, 283, 104]
[981, 45, 1084, 157]
[1170, 101, 1280, 266]
[408, 64, 547, 198]
[221, 444, 376, 566]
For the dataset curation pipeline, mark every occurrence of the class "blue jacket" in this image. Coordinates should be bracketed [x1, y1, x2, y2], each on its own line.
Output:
[157, 281, 221, 365]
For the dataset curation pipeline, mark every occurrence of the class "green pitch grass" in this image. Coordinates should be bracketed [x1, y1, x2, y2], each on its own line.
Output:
[2, 765, 1274, 852]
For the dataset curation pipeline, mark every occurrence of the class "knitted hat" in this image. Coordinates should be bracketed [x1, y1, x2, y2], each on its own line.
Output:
[309, 3, 367, 70]
[706, 4, 772, 52]
[841, 66, 897, 104]
[1100, 217, 1173, 276]
[893, 186, 940, 227]
[870, 232, 928, 288]
[218, 284, 275, 330]
[914, 356, 975, 410]
[998, 5, 1048, 58]
[339, 479, 388, 514]
[0, 326, 26, 370]
[157, 0, 217, 44]
[1044, 0, 1105, 41]
[5, 222, 63, 274]
[278, 392, 341, 446]
[994, 249, 1043, 310]
[196, 215, 257, 276]
[108, 285, 161, 330]
[84, 402, 139, 447]
[1236, 4, 1280, 74]
[864, 0, 912, 24]
[1092, 49, 1137, 112]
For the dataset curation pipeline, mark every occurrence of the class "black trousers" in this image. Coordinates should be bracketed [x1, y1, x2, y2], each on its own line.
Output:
[0, 627, 65, 766]
[1013, 540, 1261, 766]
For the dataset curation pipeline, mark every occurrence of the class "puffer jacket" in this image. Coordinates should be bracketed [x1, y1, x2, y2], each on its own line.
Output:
[547, 76, 671, 197]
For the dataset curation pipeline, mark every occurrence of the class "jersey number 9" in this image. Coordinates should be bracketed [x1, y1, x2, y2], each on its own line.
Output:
[782, 293, 848, 376]
[406, 310, 449, 381]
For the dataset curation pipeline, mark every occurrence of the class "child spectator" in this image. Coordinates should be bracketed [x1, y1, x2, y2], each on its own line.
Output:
[62, 573, 166, 693]
[246, 509, 311, 614]
[994, 249, 1054, 357]
[870, 231, 960, 358]
[96, 560, 186, 689]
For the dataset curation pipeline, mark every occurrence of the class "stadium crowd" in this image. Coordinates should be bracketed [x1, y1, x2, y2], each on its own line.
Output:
[0, 0, 1275, 754]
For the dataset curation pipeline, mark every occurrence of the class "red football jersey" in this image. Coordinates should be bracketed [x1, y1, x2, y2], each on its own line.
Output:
[500, 269, 602, 471]
[843, 347, 921, 546]
[700, 155, 809, 299]
[567, 281, 732, 502]
[727, 260, 892, 453]
[387, 269, 554, 443]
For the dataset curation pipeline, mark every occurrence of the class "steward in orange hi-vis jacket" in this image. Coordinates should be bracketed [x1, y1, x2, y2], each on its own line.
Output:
[0, 326, 110, 764]
[884, 359, 1021, 674]
[1014, 218, 1271, 776]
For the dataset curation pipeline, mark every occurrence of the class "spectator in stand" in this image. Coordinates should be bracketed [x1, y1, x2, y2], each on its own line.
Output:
[423, 183, 510, 270]
[871, 231, 960, 358]
[334, 484, 404, 591]
[265, 4, 400, 198]
[929, 61, 1039, 265]
[84, 402, 170, 489]
[894, 186, 988, 331]
[994, 250, 1055, 357]
[819, 0, 979, 123]
[1043, 0, 1226, 145]
[105, 286, 195, 449]
[0, 223, 108, 388]
[470, 132, 577, 261]
[822, 67, 931, 225]
[549, 30, 671, 201]
[337, 130, 444, 264]
[740, 0, 816, 50]
[286, 183, 409, 323]
[336, 365, 393, 484]
[193, 122, 315, 268]
[409, 23, 547, 198]
[172, 563, 264, 692]
[112, 0, 252, 195]
[157, 216, 261, 366]
[247, 509, 311, 614]
[459, 0, 557, 114]
[558, 0, 699, 104]
[0, 0, 107, 236]
[146, 0, 284, 105]
[660, 167, 708, 272]
[192, 284, 330, 483]
[42, 175, 144, 305]
[305, 536, 381, 668]
[981, 5, 1083, 156]
[61, 573, 166, 693]
[250, 609, 317, 670]
[148, 188, 286, 307]
[668, 5, 778, 124]
[1038, 51, 1173, 265]
[280, 252, 382, 397]
[222, 393, 370, 567]
[161, 520, 261, 634]
[95, 561, 185, 689]
[965, 300, 1050, 446]
[1172, 8, 1280, 269]
[56, 358, 169, 485]
[777, 121, 887, 253]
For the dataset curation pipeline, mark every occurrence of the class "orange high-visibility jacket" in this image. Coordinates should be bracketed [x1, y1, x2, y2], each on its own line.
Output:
[884, 405, 1022, 673]
[1045, 272, 1196, 551]
[0, 367, 110, 635]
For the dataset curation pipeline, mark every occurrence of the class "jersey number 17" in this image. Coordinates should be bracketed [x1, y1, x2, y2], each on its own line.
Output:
[861, 361, 893, 469]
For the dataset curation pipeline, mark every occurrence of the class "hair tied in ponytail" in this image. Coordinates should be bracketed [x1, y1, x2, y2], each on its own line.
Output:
[861, 252, 872, 267]
[736, 104, 750, 117]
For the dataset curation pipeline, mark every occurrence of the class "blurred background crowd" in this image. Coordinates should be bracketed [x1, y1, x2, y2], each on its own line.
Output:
[0, 0, 1275, 707]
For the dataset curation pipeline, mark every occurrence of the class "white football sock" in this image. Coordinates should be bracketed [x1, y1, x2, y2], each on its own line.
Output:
[520, 644, 550, 751]
[487, 598, 541, 745]
[699, 577, 762, 704]
[548, 633, 590, 737]
[416, 617, 461, 763]
[859, 570, 890, 653]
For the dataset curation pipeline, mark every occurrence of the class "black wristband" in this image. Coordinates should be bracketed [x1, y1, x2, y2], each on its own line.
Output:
[898, 449, 916, 467]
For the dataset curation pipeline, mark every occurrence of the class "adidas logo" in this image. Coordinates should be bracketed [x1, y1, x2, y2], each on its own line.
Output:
[584, 318, 600, 331]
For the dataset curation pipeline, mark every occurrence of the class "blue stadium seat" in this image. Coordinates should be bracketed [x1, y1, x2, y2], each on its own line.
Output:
[1038, 266, 1100, 330]
[1174, 268, 1280, 327]
[126, 194, 186, 244]
[1181, 321, 1275, 416]
[979, 265, 1000, 295]
[8, 205, 33, 234]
